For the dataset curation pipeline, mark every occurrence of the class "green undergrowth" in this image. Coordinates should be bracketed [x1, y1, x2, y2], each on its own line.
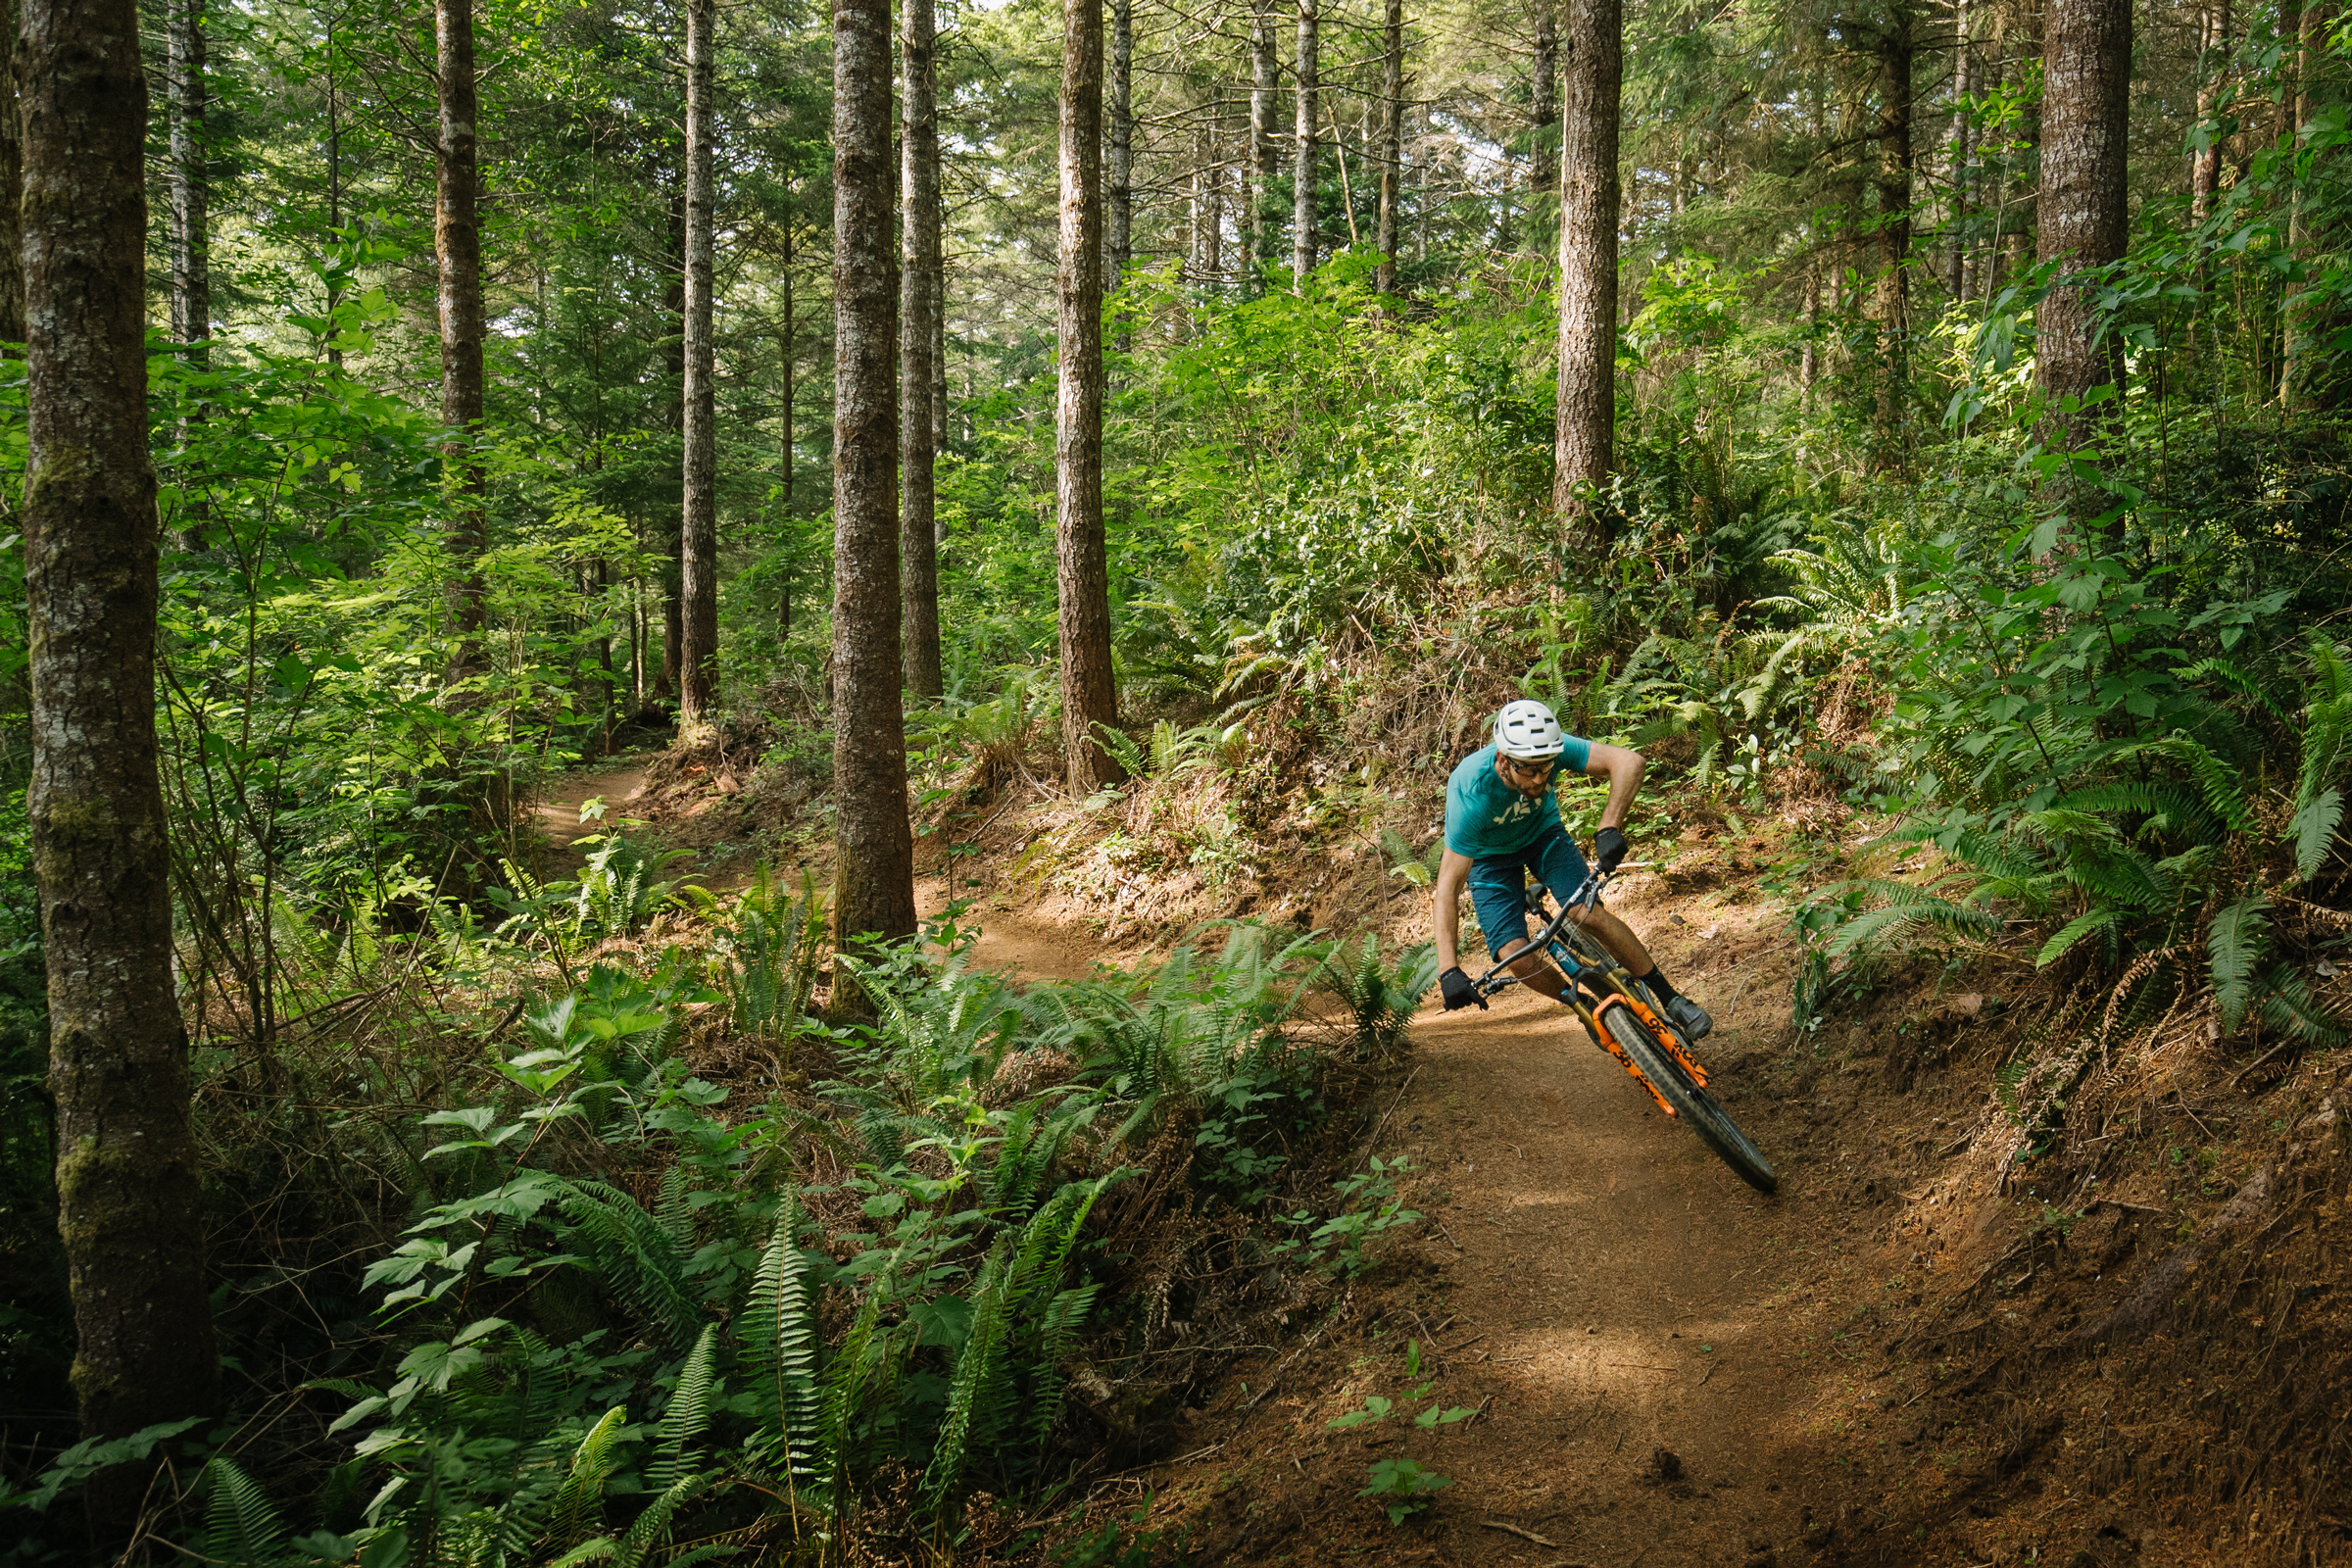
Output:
[0, 864, 1435, 1566]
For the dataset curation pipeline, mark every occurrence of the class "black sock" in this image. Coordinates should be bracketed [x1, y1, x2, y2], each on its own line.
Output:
[1640, 968, 1681, 1004]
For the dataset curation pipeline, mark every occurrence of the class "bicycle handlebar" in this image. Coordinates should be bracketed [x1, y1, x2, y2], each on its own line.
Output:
[1469, 870, 1612, 996]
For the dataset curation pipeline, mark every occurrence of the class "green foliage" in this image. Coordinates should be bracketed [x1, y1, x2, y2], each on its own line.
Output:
[1358, 1456, 1452, 1525]
[1319, 932, 1440, 1056]
[1277, 1156, 1424, 1277]
[1328, 1340, 1470, 1524]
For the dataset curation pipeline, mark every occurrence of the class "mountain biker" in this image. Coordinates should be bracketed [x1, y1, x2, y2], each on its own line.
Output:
[1431, 699, 1711, 1041]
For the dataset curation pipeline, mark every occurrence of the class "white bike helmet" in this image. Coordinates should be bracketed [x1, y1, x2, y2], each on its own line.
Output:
[1494, 698, 1566, 761]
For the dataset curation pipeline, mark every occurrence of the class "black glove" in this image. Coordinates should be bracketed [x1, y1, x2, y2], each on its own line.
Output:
[1593, 825, 1629, 875]
[1439, 966, 1485, 1011]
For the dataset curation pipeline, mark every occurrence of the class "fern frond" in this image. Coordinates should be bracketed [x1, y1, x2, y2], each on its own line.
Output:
[560, 1182, 703, 1349]
[740, 1201, 822, 1492]
[2209, 894, 2272, 1032]
[609, 1473, 711, 1568]
[202, 1457, 288, 1568]
[2051, 781, 2224, 845]
[2177, 655, 2295, 724]
[2036, 909, 2119, 968]
[919, 1235, 1018, 1517]
[544, 1404, 629, 1549]
[648, 1322, 720, 1494]
[2257, 966, 2349, 1047]
[2293, 787, 2344, 880]
[2146, 734, 2255, 833]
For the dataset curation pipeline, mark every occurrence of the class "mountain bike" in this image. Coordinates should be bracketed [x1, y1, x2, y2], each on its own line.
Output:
[1468, 871, 1778, 1194]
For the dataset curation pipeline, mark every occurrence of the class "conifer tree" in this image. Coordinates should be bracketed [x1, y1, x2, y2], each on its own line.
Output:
[23, 0, 219, 1533]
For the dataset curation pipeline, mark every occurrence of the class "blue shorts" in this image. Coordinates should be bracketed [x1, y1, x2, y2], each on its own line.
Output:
[1468, 822, 1592, 960]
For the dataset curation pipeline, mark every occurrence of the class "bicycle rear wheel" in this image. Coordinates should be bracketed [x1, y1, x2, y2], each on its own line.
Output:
[1599, 1003, 1778, 1194]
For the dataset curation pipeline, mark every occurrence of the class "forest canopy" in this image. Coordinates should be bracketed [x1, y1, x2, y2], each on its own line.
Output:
[2, 0, 2350, 1555]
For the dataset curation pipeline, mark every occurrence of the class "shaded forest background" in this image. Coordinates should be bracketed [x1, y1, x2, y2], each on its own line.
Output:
[3, 0, 2352, 1555]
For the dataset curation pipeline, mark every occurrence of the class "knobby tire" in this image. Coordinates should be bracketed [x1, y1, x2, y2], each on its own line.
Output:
[1601, 1005, 1778, 1195]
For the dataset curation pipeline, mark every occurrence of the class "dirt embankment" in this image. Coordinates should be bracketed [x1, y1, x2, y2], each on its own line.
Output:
[533, 755, 2352, 1568]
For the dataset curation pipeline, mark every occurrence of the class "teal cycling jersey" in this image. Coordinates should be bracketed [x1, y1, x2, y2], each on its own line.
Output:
[1443, 738, 1593, 859]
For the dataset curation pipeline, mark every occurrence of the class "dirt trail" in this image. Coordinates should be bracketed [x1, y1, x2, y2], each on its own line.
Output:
[907, 863, 1835, 1566]
[533, 767, 1840, 1564]
[532, 763, 652, 862]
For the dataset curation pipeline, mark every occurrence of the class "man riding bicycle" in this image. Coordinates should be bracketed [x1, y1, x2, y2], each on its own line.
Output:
[1432, 698, 1711, 1041]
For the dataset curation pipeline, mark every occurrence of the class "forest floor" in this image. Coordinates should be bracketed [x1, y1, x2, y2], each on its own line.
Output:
[527, 752, 2351, 1568]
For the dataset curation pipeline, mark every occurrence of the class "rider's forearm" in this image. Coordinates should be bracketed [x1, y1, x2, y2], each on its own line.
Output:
[1595, 747, 1644, 829]
[1432, 860, 1468, 971]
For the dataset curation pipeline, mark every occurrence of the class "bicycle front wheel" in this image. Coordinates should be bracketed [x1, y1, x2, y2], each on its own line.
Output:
[1600, 1004, 1778, 1195]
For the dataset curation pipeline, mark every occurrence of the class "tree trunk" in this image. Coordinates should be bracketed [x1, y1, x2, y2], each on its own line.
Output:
[830, 0, 916, 978]
[1871, 9, 1913, 472]
[1799, 254, 1820, 404]
[2283, 0, 2331, 406]
[781, 217, 794, 518]
[1378, 0, 1402, 293]
[1108, 0, 1134, 285]
[22, 0, 219, 1533]
[1251, 0, 1280, 280]
[437, 0, 488, 671]
[1552, 0, 1619, 543]
[167, 0, 207, 354]
[678, 0, 719, 729]
[1945, 0, 1971, 305]
[1530, 0, 1557, 240]
[1190, 116, 1212, 283]
[0, 0, 19, 345]
[658, 192, 685, 702]
[2191, 0, 2230, 224]
[2036, 0, 2131, 459]
[902, 0, 944, 697]
[1058, 0, 1122, 791]
[1293, 0, 1320, 282]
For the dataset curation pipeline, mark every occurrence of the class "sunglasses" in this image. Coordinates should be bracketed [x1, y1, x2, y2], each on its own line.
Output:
[1499, 756, 1556, 781]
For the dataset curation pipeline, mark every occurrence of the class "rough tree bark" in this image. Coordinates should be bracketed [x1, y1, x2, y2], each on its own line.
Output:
[2284, 0, 2329, 405]
[436, 0, 488, 672]
[2036, 0, 2131, 460]
[902, 0, 944, 696]
[22, 0, 220, 1533]
[1530, 0, 1557, 234]
[0, 0, 20, 344]
[1377, 0, 1402, 294]
[1552, 0, 1619, 544]
[1945, 0, 1971, 305]
[1058, 0, 1122, 790]
[831, 0, 916, 971]
[1108, 0, 1134, 284]
[678, 0, 719, 728]
[2191, 0, 2230, 225]
[658, 193, 685, 702]
[1293, 0, 1320, 282]
[1871, 7, 1913, 472]
[1251, 0, 1280, 280]
[168, 0, 207, 353]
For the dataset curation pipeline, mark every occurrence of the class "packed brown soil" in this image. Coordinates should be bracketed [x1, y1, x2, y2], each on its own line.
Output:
[532, 757, 2352, 1568]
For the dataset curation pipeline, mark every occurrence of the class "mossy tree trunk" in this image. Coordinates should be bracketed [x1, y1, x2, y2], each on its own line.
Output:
[1057, 0, 1123, 792]
[1377, 0, 1403, 294]
[23, 0, 220, 1534]
[678, 0, 719, 728]
[436, 0, 488, 675]
[831, 0, 916, 996]
[1250, 0, 1279, 282]
[1292, 0, 1319, 282]
[2036, 0, 2131, 466]
[1552, 0, 1619, 547]
[902, 0, 945, 698]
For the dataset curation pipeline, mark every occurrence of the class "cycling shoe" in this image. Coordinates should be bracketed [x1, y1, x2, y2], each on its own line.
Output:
[1663, 994, 1713, 1041]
